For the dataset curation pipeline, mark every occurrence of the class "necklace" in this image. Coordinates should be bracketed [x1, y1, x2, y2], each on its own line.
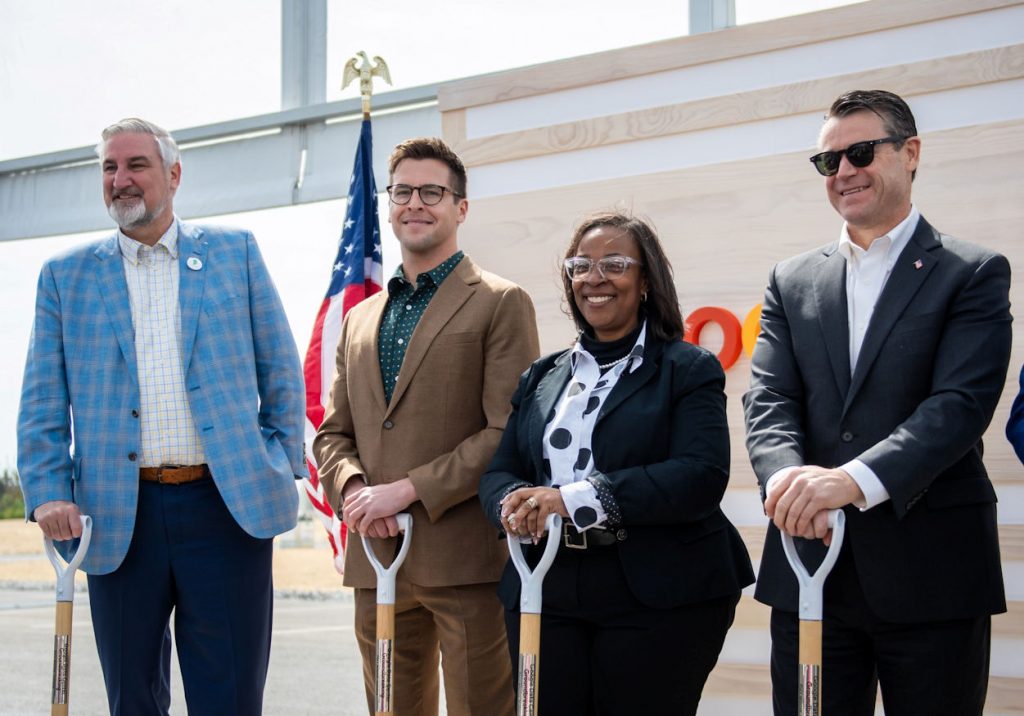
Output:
[598, 354, 630, 370]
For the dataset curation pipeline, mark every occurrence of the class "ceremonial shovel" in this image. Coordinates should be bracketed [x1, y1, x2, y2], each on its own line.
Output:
[781, 508, 846, 716]
[361, 513, 413, 716]
[43, 514, 93, 716]
[508, 513, 562, 716]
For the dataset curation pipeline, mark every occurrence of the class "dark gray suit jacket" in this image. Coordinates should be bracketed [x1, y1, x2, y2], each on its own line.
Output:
[743, 216, 1011, 622]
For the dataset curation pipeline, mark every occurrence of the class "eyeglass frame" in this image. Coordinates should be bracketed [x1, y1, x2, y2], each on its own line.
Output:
[385, 183, 464, 206]
[808, 136, 908, 177]
[564, 256, 644, 282]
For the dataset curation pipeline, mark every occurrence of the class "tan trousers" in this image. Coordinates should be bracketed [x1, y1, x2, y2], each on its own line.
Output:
[354, 578, 514, 716]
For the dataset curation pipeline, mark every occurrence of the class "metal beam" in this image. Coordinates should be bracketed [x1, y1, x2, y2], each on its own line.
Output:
[0, 86, 440, 242]
[281, 0, 327, 109]
[689, 0, 735, 33]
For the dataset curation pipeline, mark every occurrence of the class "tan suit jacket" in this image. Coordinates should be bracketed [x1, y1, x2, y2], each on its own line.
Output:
[313, 256, 540, 589]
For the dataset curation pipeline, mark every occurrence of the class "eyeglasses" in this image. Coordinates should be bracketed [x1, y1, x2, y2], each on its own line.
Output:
[809, 137, 906, 176]
[564, 256, 643, 281]
[386, 184, 463, 206]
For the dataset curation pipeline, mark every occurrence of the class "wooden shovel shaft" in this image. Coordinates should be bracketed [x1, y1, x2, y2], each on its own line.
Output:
[517, 612, 541, 716]
[374, 603, 396, 716]
[798, 619, 823, 716]
[51, 601, 73, 715]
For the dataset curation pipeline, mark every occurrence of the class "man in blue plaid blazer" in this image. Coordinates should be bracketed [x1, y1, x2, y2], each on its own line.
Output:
[17, 118, 305, 715]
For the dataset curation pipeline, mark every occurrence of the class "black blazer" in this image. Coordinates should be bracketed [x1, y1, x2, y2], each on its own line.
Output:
[1008, 364, 1024, 465]
[744, 216, 1011, 622]
[480, 336, 754, 610]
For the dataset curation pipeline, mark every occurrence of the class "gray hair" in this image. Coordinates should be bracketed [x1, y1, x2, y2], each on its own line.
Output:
[95, 118, 180, 169]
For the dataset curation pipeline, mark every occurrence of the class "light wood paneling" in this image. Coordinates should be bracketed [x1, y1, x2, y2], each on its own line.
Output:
[438, 0, 1021, 111]
[441, 4, 1024, 711]
[453, 46, 1024, 166]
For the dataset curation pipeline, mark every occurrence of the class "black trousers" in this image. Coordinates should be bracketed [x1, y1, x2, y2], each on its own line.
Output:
[770, 549, 992, 716]
[503, 545, 738, 716]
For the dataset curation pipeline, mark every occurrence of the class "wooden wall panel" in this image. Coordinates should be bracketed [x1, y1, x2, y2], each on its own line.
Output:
[442, 2, 1024, 711]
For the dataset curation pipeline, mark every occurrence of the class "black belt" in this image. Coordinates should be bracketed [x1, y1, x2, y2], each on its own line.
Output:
[562, 523, 626, 550]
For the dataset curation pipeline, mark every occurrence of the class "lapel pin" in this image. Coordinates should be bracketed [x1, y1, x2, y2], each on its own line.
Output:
[186, 257, 203, 271]
[913, 259, 923, 270]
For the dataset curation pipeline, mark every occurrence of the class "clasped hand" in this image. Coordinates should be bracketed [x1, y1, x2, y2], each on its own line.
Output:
[341, 478, 416, 539]
[764, 465, 862, 545]
[500, 487, 568, 541]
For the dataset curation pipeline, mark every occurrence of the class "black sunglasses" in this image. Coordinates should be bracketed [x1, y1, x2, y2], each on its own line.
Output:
[809, 137, 906, 176]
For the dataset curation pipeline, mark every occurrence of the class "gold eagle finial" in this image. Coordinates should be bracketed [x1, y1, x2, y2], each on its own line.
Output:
[342, 51, 392, 118]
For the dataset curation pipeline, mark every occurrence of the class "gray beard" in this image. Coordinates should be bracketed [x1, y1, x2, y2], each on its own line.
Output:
[108, 197, 156, 230]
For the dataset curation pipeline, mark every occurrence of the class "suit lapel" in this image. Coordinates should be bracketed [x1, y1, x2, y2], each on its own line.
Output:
[386, 257, 476, 416]
[94, 235, 138, 383]
[529, 353, 573, 471]
[812, 245, 852, 399]
[358, 293, 390, 416]
[177, 223, 208, 371]
[846, 218, 939, 405]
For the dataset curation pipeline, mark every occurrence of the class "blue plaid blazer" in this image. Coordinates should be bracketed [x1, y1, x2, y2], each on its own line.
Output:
[18, 222, 305, 574]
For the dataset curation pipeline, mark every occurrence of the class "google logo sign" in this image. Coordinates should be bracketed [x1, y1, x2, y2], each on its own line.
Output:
[683, 305, 763, 370]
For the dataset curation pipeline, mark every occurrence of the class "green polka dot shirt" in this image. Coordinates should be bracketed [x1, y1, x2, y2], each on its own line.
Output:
[378, 251, 464, 403]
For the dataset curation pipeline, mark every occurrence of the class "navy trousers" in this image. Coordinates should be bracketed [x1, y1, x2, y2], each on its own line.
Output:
[87, 477, 275, 716]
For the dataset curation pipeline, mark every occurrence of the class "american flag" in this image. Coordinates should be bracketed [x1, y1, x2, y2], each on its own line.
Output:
[302, 119, 383, 573]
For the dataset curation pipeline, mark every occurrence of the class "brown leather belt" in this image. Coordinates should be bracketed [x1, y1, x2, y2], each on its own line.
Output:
[139, 464, 211, 485]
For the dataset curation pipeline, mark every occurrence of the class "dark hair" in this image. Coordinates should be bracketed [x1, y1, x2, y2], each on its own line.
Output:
[387, 137, 467, 198]
[562, 212, 683, 342]
[827, 89, 918, 179]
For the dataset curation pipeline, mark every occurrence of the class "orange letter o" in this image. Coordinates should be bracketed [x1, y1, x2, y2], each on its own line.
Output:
[684, 307, 743, 370]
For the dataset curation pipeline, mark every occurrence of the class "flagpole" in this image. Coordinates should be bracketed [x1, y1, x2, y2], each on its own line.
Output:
[302, 52, 391, 574]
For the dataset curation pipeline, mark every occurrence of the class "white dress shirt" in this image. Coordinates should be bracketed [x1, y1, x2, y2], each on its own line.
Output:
[767, 206, 920, 510]
[119, 219, 206, 467]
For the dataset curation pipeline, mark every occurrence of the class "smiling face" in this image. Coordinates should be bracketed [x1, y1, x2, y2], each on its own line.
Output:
[388, 157, 467, 275]
[101, 132, 179, 243]
[570, 226, 647, 342]
[819, 110, 919, 247]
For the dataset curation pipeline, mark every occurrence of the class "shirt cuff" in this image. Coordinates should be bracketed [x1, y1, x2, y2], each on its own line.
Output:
[840, 459, 890, 510]
[766, 466, 798, 496]
[560, 481, 607, 532]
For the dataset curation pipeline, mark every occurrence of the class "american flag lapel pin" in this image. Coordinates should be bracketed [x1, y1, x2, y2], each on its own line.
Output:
[913, 259, 923, 270]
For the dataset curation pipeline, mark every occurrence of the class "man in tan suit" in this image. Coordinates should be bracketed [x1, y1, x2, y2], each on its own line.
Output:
[313, 137, 539, 716]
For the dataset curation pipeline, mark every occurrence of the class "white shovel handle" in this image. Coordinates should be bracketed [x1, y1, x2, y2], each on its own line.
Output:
[44, 515, 93, 603]
[781, 508, 845, 620]
[509, 514, 562, 615]
[361, 513, 412, 605]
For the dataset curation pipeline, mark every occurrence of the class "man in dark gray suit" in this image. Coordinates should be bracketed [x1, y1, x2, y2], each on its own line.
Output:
[743, 90, 1011, 715]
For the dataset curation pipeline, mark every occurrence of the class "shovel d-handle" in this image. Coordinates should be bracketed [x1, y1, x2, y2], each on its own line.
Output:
[781, 508, 846, 716]
[361, 513, 412, 716]
[508, 513, 562, 716]
[44, 514, 92, 716]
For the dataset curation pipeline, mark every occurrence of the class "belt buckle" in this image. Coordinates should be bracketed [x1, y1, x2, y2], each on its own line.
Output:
[156, 464, 181, 483]
[563, 526, 587, 550]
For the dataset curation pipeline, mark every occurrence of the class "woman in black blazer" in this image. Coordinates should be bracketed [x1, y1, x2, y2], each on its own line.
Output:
[479, 212, 754, 715]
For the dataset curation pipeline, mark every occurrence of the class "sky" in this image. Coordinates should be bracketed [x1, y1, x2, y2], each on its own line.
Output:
[0, 0, 859, 469]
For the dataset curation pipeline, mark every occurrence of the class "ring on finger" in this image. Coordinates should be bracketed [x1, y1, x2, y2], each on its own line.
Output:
[525, 496, 539, 510]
